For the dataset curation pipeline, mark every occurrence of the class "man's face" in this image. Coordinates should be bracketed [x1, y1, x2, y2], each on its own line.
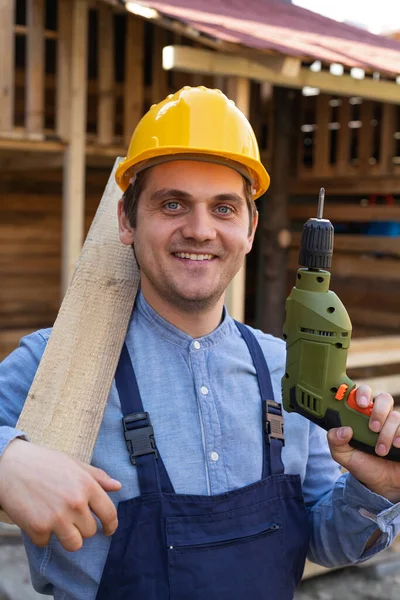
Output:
[118, 160, 258, 312]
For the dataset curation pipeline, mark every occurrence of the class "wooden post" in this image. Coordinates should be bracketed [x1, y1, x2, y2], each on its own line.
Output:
[98, 3, 115, 145]
[61, 0, 89, 295]
[225, 77, 250, 323]
[152, 26, 168, 103]
[258, 87, 298, 337]
[56, 0, 72, 140]
[0, 0, 15, 133]
[26, 0, 45, 135]
[314, 93, 331, 176]
[336, 97, 351, 176]
[359, 100, 374, 174]
[379, 103, 396, 175]
[124, 16, 144, 146]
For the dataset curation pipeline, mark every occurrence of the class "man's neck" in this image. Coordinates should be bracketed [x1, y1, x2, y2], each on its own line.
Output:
[140, 287, 225, 338]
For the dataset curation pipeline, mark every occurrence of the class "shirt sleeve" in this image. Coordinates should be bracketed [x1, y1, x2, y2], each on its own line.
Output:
[0, 331, 48, 458]
[304, 421, 400, 567]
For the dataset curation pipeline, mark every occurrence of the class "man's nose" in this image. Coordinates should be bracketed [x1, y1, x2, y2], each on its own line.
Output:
[180, 206, 217, 242]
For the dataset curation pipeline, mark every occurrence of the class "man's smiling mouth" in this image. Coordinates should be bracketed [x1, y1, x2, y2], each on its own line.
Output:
[173, 252, 215, 261]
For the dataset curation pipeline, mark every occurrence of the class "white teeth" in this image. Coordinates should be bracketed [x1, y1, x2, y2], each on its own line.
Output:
[174, 252, 213, 261]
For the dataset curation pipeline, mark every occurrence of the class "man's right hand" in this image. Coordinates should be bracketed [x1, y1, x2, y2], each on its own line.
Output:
[0, 439, 121, 552]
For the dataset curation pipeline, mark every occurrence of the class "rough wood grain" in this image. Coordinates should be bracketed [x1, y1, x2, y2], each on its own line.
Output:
[61, 0, 89, 293]
[0, 159, 140, 523]
[26, 0, 45, 134]
[0, 0, 15, 132]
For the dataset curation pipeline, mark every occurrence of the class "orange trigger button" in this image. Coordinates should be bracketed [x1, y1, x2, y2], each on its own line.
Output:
[335, 384, 349, 401]
[347, 388, 374, 417]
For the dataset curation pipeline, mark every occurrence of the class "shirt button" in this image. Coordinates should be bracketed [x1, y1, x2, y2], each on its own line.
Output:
[210, 452, 219, 462]
[200, 386, 209, 396]
[193, 341, 201, 350]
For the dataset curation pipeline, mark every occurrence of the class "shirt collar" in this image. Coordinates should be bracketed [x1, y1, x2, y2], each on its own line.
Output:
[132, 289, 234, 350]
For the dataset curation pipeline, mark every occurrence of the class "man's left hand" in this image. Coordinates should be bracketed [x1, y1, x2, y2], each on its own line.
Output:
[328, 385, 400, 503]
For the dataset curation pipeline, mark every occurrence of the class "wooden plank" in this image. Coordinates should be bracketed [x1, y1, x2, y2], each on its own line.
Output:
[350, 308, 400, 329]
[26, 0, 45, 134]
[289, 249, 400, 281]
[336, 97, 352, 176]
[61, 0, 89, 294]
[314, 94, 331, 176]
[288, 204, 400, 222]
[56, 0, 72, 141]
[291, 175, 400, 196]
[348, 340, 400, 368]
[164, 45, 400, 105]
[291, 233, 400, 256]
[98, 3, 115, 145]
[379, 103, 396, 175]
[359, 100, 374, 174]
[0, 161, 140, 524]
[224, 77, 250, 323]
[0, 0, 15, 132]
[152, 26, 168, 103]
[354, 374, 400, 397]
[124, 16, 144, 146]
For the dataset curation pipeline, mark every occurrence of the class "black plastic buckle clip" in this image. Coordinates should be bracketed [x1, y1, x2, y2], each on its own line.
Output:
[122, 412, 158, 465]
[263, 400, 285, 445]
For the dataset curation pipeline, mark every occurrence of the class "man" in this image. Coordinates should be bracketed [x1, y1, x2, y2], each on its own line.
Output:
[1, 86, 400, 600]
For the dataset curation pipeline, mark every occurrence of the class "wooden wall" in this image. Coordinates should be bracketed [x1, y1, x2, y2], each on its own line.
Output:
[0, 169, 109, 359]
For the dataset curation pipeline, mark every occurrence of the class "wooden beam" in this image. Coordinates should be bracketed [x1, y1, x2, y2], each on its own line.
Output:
[224, 77, 250, 323]
[62, 0, 89, 294]
[56, 0, 72, 141]
[289, 249, 400, 281]
[0, 160, 141, 524]
[124, 16, 144, 146]
[291, 175, 400, 196]
[314, 94, 331, 176]
[335, 98, 352, 176]
[163, 46, 400, 105]
[291, 232, 400, 256]
[98, 3, 115, 145]
[258, 87, 298, 336]
[288, 203, 400, 222]
[26, 0, 45, 134]
[0, 0, 15, 132]
[359, 100, 374, 175]
[347, 336, 400, 369]
[152, 26, 168, 103]
[354, 374, 400, 397]
[379, 103, 396, 175]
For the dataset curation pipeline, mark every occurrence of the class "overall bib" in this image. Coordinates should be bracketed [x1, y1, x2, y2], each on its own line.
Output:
[96, 322, 310, 600]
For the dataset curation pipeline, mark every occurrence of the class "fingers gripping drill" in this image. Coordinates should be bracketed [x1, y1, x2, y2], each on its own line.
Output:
[282, 188, 400, 461]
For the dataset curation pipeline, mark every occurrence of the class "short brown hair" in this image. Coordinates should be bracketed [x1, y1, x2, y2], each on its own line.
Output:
[123, 168, 257, 235]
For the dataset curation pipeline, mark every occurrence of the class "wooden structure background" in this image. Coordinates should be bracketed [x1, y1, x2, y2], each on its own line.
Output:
[1, 0, 400, 397]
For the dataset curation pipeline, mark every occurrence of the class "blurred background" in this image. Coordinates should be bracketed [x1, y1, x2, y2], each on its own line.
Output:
[1, 0, 400, 597]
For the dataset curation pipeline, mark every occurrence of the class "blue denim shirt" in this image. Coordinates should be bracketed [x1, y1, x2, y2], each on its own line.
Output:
[1, 292, 400, 600]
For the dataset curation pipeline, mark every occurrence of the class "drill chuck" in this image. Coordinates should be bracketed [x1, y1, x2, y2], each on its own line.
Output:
[299, 217, 334, 269]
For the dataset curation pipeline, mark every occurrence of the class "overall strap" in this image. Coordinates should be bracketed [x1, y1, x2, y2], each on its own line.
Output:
[115, 343, 175, 495]
[234, 321, 285, 477]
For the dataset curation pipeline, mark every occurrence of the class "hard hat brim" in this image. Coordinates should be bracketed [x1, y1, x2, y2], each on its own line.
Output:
[115, 147, 270, 200]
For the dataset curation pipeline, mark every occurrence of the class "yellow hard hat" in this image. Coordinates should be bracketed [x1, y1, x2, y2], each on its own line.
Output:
[115, 86, 270, 199]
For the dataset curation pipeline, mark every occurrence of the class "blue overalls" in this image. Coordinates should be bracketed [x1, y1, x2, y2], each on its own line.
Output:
[96, 322, 310, 599]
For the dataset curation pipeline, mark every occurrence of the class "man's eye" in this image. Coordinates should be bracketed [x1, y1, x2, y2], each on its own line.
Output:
[216, 205, 233, 215]
[165, 201, 181, 210]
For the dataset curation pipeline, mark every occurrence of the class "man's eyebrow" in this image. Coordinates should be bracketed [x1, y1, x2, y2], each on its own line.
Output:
[213, 193, 245, 204]
[150, 188, 193, 202]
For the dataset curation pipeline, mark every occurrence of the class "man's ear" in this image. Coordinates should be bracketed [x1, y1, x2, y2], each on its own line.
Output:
[118, 198, 135, 246]
[246, 210, 259, 254]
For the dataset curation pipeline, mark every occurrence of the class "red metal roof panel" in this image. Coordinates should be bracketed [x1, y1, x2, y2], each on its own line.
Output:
[133, 0, 400, 77]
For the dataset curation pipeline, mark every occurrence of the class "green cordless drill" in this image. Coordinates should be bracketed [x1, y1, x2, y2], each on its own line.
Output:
[282, 188, 400, 461]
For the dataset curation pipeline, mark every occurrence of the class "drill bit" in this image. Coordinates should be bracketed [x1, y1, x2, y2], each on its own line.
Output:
[317, 187, 325, 220]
